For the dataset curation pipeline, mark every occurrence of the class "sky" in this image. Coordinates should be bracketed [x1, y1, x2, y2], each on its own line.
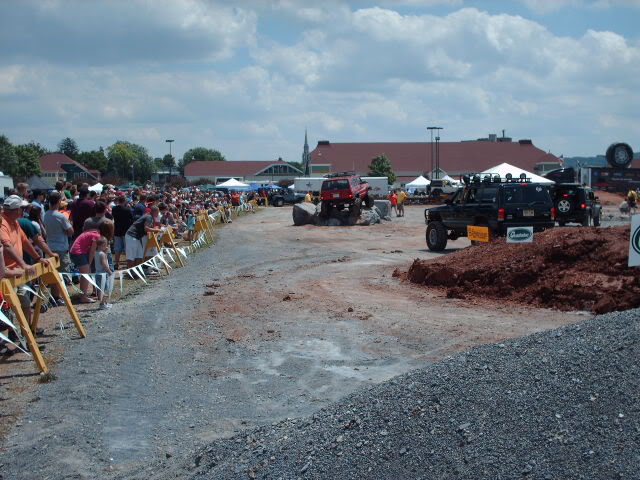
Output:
[0, 0, 639, 163]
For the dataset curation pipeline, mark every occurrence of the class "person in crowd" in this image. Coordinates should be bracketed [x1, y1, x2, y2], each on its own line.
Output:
[1, 196, 52, 325]
[397, 189, 407, 217]
[627, 189, 638, 215]
[389, 190, 398, 216]
[63, 182, 73, 200]
[70, 188, 96, 237]
[16, 183, 29, 201]
[304, 191, 312, 203]
[111, 196, 133, 269]
[184, 210, 196, 242]
[27, 204, 46, 238]
[133, 194, 146, 219]
[125, 205, 162, 269]
[43, 192, 73, 279]
[83, 201, 113, 232]
[94, 236, 114, 310]
[69, 222, 114, 304]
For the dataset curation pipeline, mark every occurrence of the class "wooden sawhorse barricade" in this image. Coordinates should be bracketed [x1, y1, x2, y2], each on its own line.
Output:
[194, 213, 215, 244]
[1, 257, 86, 373]
[143, 226, 185, 274]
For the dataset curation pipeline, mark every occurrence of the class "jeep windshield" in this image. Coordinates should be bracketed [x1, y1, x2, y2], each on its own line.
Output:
[502, 185, 551, 205]
[322, 179, 349, 191]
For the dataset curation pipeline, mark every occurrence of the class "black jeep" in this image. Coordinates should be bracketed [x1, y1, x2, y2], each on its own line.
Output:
[424, 174, 556, 251]
[551, 183, 601, 227]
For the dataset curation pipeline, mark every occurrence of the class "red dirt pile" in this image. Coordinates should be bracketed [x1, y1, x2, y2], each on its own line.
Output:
[407, 226, 640, 314]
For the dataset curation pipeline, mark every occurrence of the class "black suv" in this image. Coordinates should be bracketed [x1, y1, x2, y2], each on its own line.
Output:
[551, 184, 601, 227]
[424, 174, 556, 251]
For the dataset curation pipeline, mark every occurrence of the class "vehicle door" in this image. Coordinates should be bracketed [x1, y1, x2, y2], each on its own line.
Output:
[460, 186, 481, 227]
[476, 185, 499, 228]
[443, 187, 464, 230]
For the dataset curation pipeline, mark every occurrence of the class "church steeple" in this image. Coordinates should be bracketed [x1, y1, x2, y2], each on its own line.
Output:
[302, 129, 311, 176]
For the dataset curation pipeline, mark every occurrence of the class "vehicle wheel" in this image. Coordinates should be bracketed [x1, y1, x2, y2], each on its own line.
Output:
[581, 214, 591, 227]
[556, 199, 572, 215]
[276, 198, 284, 207]
[593, 215, 601, 227]
[350, 199, 362, 218]
[320, 202, 330, 218]
[426, 221, 448, 251]
[363, 194, 374, 208]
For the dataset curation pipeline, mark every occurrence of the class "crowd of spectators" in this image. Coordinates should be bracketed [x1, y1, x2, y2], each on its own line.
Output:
[0, 180, 256, 355]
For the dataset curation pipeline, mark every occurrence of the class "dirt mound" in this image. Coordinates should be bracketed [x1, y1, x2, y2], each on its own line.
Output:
[407, 226, 640, 314]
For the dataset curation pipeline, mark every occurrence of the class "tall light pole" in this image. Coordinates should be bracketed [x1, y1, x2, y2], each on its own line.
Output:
[427, 127, 443, 178]
[165, 139, 174, 183]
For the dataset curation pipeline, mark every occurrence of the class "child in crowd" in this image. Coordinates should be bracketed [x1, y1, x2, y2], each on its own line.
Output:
[94, 236, 114, 310]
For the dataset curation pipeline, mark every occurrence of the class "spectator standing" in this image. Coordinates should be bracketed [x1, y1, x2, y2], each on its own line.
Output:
[70, 188, 95, 237]
[1, 196, 51, 325]
[43, 192, 74, 277]
[133, 195, 146, 219]
[389, 191, 398, 216]
[94, 236, 114, 310]
[397, 189, 407, 217]
[111, 196, 133, 269]
[69, 222, 114, 304]
[83, 201, 113, 232]
[125, 205, 162, 268]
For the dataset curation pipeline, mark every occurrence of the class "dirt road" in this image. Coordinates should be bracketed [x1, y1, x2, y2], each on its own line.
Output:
[0, 206, 585, 479]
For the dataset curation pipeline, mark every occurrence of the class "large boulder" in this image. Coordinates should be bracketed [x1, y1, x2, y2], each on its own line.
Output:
[359, 208, 380, 226]
[374, 200, 391, 218]
[292, 202, 318, 226]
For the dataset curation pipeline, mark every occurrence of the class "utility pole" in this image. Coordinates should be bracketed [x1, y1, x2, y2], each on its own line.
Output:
[428, 127, 443, 179]
[166, 139, 175, 183]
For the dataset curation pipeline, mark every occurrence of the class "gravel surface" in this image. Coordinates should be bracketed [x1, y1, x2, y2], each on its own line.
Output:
[133, 307, 640, 480]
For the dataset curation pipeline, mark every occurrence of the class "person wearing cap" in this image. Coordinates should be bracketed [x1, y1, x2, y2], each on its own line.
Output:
[44, 192, 74, 277]
[1, 195, 52, 325]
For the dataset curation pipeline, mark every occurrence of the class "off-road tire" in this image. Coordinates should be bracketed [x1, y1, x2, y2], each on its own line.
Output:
[593, 215, 600, 227]
[556, 199, 572, 215]
[350, 198, 362, 218]
[320, 202, 330, 218]
[273, 197, 284, 207]
[581, 214, 591, 227]
[426, 221, 448, 251]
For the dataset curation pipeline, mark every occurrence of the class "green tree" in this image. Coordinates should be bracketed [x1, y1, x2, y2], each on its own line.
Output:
[106, 141, 157, 182]
[77, 148, 109, 174]
[182, 147, 225, 167]
[57, 137, 79, 159]
[23, 141, 48, 158]
[14, 143, 42, 178]
[287, 161, 304, 172]
[106, 141, 136, 179]
[368, 153, 396, 185]
[0, 135, 19, 178]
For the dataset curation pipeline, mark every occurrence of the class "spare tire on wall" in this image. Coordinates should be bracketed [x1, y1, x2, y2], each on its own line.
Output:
[606, 143, 634, 169]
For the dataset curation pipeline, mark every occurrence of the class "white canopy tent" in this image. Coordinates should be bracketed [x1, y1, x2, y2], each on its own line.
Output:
[89, 182, 103, 192]
[216, 178, 250, 188]
[405, 175, 430, 187]
[481, 163, 553, 184]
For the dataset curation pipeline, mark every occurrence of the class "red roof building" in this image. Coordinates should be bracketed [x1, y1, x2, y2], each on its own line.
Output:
[39, 153, 100, 186]
[309, 139, 560, 184]
[184, 160, 303, 183]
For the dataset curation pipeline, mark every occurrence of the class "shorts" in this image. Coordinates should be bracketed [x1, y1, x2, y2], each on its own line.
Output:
[125, 235, 145, 261]
[53, 250, 72, 273]
[70, 252, 90, 268]
[16, 285, 31, 312]
[114, 235, 126, 253]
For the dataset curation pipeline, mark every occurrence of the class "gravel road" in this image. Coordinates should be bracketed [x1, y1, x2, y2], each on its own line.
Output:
[0, 206, 585, 479]
[137, 307, 640, 480]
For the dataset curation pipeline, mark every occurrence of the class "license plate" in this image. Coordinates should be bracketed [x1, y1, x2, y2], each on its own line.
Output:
[523, 209, 534, 217]
[333, 193, 340, 198]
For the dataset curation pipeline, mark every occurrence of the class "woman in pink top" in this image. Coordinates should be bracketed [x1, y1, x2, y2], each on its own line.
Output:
[70, 222, 114, 303]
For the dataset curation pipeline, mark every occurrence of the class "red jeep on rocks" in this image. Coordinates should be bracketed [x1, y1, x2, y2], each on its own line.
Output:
[320, 172, 374, 218]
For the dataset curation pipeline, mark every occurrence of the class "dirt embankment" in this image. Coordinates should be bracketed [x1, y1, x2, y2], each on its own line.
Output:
[406, 226, 640, 314]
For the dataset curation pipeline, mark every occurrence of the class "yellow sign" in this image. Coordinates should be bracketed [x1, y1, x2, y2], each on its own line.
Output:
[467, 225, 490, 243]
